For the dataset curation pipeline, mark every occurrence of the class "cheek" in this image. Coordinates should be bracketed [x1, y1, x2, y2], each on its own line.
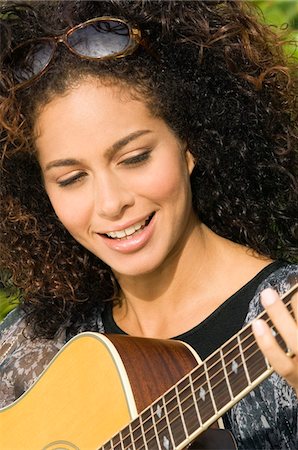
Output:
[47, 189, 91, 235]
[146, 158, 190, 202]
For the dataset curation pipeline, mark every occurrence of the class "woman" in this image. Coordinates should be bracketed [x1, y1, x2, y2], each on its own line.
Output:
[0, 1, 297, 448]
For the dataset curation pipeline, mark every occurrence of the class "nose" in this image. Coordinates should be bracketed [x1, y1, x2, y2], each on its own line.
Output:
[94, 173, 134, 219]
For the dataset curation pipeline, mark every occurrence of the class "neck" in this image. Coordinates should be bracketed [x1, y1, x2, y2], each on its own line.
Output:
[112, 224, 272, 338]
[118, 220, 206, 297]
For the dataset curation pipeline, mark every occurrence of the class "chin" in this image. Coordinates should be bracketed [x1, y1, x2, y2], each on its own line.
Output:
[112, 257, 164, 278]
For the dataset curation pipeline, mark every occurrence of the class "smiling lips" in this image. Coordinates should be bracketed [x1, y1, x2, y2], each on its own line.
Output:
[104, 213, 154, 240]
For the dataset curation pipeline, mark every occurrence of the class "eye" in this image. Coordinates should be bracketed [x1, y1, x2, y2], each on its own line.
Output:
[121, 150, 151, 166]
[57, 171, 87, 187]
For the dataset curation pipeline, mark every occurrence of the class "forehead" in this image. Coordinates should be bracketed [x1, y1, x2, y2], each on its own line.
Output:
[35, 79, 151, 137]
[34, 78, 174, 163]
[35, 72, 150, 112]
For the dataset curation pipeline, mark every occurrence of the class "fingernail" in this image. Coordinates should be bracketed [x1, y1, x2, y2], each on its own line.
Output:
[252, 319, 266, 336]
[261, 288, 276, 306]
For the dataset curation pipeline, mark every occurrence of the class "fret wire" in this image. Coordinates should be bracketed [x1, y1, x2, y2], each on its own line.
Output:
[239, 306, 293, 358]
[135, 412, 162, 450]
[229, 302, 290, 362]
[113, 322, 287, 450]
[131, 415, 144, 449]
[204, 360, 218, 414]
[207, 353, 233, 411]
[242, 332, 272, 382]
[138, 339, 277, 450]
[202, 327, 261, 404]
[129, 423, 137, 450]
[139, 413, 149, 450]
[133, 341, 270, 450]
[132, 423, 148, 450]
[221, 302, 292, 378]
[113, 316, 284, 450]
[149, 405, 162, 450]
[237, 334, 251, 385]
[111, 432, 123, 450]
[133, 413, 171, 450]
[175, 385, 189, 438]
[162, 394, 176, 448]
[120, 389, 190, 450]
[203, 300, 293, 403]
[189, 372, 203, 428]
[120, 430, 124, 450]
[221, 333, 271, 391]
[134, 408, 161, 450]
[104, 439, 112, 450]
[212, 321, 278, 395]
[140, 369, 209, 443]
[150, 305, 293, 445]
[230, 293, 292, 351]
[111, 317, 286, 450]
[220, 347, 234, 400]
[242, 329, 265, 381]
[103, 299, 294, 449]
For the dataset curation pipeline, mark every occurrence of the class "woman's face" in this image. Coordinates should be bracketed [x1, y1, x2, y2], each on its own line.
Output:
[36, 79, 196, 277]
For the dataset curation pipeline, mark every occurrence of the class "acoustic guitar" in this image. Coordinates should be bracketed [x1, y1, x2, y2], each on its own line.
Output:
[0, 283, 296, 450]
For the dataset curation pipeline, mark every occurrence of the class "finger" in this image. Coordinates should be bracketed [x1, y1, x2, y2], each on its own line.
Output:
[260, 288, 298, 356]
[252, 318, 298, 387]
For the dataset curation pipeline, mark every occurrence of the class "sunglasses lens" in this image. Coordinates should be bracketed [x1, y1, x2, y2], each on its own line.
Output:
[8, 40, 54, 85]
[68, 20, 131, 58]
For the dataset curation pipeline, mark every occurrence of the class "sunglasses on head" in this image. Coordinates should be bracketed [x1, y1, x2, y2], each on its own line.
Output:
[6, 16, 152, 90]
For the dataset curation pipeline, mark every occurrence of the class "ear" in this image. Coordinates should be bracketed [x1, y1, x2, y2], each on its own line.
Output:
[185, 149, 196, 175]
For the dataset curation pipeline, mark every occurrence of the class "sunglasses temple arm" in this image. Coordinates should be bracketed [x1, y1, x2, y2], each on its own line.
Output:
[140, 38, 160, 63]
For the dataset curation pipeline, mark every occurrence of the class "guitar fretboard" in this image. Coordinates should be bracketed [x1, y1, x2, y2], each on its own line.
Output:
[101, 285, 296, 450]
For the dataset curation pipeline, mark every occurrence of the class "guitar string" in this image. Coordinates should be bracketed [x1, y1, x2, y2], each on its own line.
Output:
[126, 310, 291, 450]
[105, 297, 294, 449]
[139, 302, 295, 450]
[124, 315, 290, 450]
[105, 299, 293, 449]
[107, 331, 275, 450]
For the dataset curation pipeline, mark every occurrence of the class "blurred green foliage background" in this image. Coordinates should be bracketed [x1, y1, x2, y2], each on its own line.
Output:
[0, 0, 297, 322]
[255, 0, 298, 30]
[253, 0, 298, 56]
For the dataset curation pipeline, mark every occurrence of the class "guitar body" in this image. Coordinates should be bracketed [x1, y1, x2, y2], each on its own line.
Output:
[0, 333, 236, 450]
[1, 285, 296, 449]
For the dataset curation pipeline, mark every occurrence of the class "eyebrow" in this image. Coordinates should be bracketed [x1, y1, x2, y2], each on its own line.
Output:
[44, 129, 152, 172]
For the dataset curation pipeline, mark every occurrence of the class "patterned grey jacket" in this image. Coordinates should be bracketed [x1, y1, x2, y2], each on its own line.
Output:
[0, 264, 297, 449]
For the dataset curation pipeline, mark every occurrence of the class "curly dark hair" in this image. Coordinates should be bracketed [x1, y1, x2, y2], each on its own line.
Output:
[0, 0, 297, 339]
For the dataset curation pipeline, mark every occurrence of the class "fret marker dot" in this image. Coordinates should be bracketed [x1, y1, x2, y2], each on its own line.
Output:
[163, 435, 170, 450]
[271, 328, 277, 337]
[199, 387, 206, 401]
[232, 360, 238, 374]
[156, 403, 163, 418]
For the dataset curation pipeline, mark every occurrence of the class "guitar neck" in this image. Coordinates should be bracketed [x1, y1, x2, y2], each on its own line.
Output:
[101, 284, 297, 450]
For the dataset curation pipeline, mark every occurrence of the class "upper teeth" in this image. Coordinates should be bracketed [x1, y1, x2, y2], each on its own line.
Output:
[106, 218, 147, 239]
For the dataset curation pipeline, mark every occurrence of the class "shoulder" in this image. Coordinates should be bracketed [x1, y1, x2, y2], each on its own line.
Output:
[260, 262, 298, 291]
[245, 262, 297, 324]
[227, 262, 297, 448]
[0, 308, 65, 408]
[0, 308, 27, 362]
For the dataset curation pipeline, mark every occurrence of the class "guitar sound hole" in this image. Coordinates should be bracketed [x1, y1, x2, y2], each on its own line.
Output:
[42, 440, 80, 450]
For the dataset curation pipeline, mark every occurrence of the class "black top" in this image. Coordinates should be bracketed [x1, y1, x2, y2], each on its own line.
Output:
[102, 260, 286, 360]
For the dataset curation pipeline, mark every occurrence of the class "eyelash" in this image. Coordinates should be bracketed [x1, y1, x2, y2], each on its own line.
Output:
[58, 172, 87, 187]
[57, 151, 151, 187]
[121, 150, 151, 166]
